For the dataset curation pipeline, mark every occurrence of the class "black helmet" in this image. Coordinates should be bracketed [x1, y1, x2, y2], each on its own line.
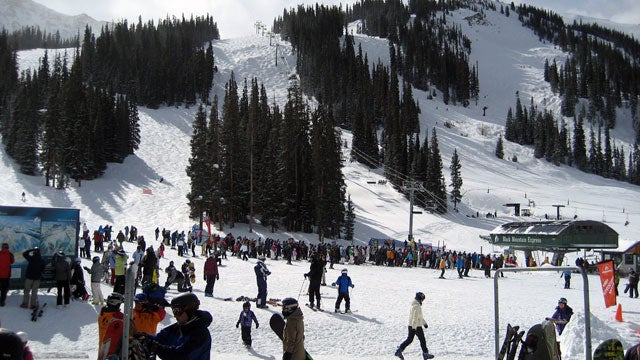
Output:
[106, 293, 125, 307]
[92, 256, 100, 262]
[170, 293, 200, 315]
[415, 292, 426, 303]
[243, 301, 251, 309]
[558, 297, 568, 304]
[281, 297, 298, 317]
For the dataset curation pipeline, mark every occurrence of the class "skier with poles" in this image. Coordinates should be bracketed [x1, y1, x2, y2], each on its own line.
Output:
[304, 253, 323, 310]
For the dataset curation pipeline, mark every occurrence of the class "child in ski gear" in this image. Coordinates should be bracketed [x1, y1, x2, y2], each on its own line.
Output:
[84, 256, 105, 304]
[22, 247, 45, 309]
[281, 297, 305, 360]
[561, 269, 572, 289]
[52, 250, 71, 307]
[304, 254, 323, 310]
[395, 292, 434, 360]
[548, 297, 573, 335]
[133, 293, 166, 335]
[203, 253, 219, 297]
[236, 301, 259, 347]
[254, 257, 271, 308]
[98, 293, 124, 353]
[0, 243, 15, 307]
[334, 268, 354, 313]
[144, 293, 213, 360]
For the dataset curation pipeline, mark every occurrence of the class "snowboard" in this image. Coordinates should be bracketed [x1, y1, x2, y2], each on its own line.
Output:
[188, 262, 196, 283]
[269, 313, 313, 360]
[593, 339, 624, 360]
[30, 302, 46, 321]
[497, 324, 518, 360]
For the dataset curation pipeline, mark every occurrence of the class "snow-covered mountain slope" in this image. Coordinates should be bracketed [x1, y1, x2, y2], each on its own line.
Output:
[0, 0, 107, 40]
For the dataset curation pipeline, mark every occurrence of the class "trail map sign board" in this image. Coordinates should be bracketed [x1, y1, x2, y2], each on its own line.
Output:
[489, 220, 618, 251]
[0, 206, 80, 289]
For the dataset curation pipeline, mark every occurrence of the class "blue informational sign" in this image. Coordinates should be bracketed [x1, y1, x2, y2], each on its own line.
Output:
[0, 206, 79, 289]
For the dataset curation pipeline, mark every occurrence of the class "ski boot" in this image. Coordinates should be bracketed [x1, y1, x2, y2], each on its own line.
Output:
[394, 348, 404, 359]
[423, 352, 435, 359]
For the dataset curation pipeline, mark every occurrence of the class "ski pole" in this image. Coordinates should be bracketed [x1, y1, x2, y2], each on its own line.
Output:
[297, 277, 307, 301]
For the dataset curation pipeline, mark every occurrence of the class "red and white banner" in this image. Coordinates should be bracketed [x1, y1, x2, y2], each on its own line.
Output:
[597, 260, 617, 308]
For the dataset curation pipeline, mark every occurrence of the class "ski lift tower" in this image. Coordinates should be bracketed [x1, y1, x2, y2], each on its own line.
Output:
[402, 181, 424, 241]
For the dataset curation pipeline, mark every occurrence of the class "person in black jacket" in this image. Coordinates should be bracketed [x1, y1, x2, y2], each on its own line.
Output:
[52, 251, 71, 307]
[21, 247, 45, 309]
[304, 254, 323, 310]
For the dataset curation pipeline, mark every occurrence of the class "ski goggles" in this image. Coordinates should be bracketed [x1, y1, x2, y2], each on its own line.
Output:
[171, 305, 185, 316]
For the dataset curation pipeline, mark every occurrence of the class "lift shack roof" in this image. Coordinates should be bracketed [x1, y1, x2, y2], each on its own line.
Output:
[489, 220, 618, 251]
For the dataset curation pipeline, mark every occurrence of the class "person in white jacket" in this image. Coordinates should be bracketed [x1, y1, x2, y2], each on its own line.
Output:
[395, 292, 434, 360]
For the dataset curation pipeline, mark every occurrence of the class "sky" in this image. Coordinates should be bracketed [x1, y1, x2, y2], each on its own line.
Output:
[3, 1, 640, 359]
[30, 0, 640, 39]
[31, 0, 358, 38]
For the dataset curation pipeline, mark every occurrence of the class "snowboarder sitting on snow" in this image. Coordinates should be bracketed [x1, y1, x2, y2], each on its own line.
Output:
[546, 297, 573, 335]
[395, 292, 434, 360]
[333, 268, 354, 313]
[235, 301, 259, 348]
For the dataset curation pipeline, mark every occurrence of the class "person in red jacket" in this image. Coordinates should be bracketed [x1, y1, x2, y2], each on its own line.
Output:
[0, 243, 16, 307]
[203, 254, 219, 297]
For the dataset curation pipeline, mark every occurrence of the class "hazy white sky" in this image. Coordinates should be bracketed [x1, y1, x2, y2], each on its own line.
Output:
[31, 0, 357, 38]
[31, 0, 640, 39]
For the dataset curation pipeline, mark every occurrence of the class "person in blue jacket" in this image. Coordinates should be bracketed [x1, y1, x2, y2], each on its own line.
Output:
[146, 293, 212, 360]
[333, 268, 354, 313]
[235, 301, 259, 348]
[548, 297, 573, 335]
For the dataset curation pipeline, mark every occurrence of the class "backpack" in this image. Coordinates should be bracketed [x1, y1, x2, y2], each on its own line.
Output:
[519, 321, 560, 360]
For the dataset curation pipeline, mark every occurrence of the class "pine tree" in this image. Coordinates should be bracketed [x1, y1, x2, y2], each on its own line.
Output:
[344, 194, 355, 241]
[427, 128, 447, 214]
[495, 135, 504, 159]
[449, 149, 463, 210]
[186, 104, 211, 222]
[572, 115, 587, 170]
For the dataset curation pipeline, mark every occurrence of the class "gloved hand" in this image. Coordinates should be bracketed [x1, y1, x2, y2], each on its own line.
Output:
[304, 273, 308, 279]
[331, 283, 336, 287]
[424, 323, 428, 329]
[236, 322, 239, 328]
[351, 284, 355, 288]
[83, 266, 90, 271]
[256, 323, 259, 329]
[283, 352, 293, 360]
[216, 274, 219, 280]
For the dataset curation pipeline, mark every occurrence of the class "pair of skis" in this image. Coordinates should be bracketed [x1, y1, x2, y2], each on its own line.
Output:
[498, 324, 525, 360]
[30, 302, 46, 321]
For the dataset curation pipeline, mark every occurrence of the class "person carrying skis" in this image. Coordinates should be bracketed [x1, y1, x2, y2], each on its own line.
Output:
[395, 292, 434, 360]
[547, 297, 573, 335]
[236, 301, 259, 348]
[98, 293, 124, 353]
[254, 256, 271, 308]
[203, 253, 219, 297]
[333, 268, 354, 313]
[304, 253, 323, 310]
[281, 297, 305, 360]
[143, 293, 212, 360]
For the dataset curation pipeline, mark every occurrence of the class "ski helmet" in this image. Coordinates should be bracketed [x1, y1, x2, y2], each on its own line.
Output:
[341, 268, 348, 274]
[16, 331, 28, 344]
[281, 297, 299, 317]
[92, 256, 100, 262]
[415, 292, 426, 303]
[258, 256, 266, 262]
[558, 297, 568, 304]
[106, 293, 125, 307]
[134, 293, 148, 303]
[170, 293, 200, 316]
[185, 259, 190, 264]
[243, 301, 251, 309]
